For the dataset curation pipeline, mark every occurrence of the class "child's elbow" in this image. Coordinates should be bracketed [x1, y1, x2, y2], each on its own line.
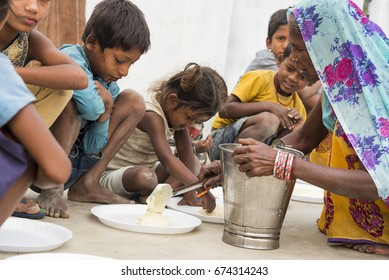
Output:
[74, 70, 89, 90]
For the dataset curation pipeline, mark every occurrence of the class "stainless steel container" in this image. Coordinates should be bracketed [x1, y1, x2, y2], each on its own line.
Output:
[220, 143, 304, 250]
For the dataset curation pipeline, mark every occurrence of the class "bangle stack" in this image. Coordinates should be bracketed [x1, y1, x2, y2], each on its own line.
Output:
[273, 149, 295, 182]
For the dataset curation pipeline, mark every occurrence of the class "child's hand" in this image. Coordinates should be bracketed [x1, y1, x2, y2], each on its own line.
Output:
[177, 191, 202, 207]
[269, 103, 295, 130]
[94, 80, 114, 122]
[286, 108, 304, 127]
[199, 191, 216, 212]
[194, 134, 213, 154]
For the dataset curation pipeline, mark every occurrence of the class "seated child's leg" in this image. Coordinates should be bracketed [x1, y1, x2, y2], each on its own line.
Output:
[27, 85, 73, 128]
[208, 117, 249, 161]
[237, 112, 280, 142]
[101, 166, 158, 204]
[1, 128, 44, 220]
[35, 99, 80, 218]
[0, 160, 35, 226]
[67, 89, 145, 204]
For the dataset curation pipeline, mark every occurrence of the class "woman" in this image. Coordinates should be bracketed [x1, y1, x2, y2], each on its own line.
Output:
[202, 0, 389, 255]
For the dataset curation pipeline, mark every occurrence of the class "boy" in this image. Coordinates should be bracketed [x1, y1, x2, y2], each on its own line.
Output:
[209, 44, 308, 161]
[58, 0, 150, 206]
[1, 0, 88, 219]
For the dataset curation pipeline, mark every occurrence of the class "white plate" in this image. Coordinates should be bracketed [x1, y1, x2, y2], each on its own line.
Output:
[6, 253, 113, 260]
[291, 179, 324, 204]
[91, 204, 201, 235]
[167, 196, 224, 224]
[0, 217, 72, 253]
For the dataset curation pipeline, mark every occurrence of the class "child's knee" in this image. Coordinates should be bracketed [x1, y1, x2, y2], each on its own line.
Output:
[116, 89, 146, 118]
[134, 166, 158, 193]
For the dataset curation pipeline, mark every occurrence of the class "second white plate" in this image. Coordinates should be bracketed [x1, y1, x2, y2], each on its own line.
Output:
[292, 179, 324, 204]
[0, 217, 72, 253]
[91, 204, 201, 235]
[167, 197, 224, 224]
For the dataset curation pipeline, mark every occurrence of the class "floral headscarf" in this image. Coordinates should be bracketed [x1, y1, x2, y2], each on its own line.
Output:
[290, 0, 389, 204]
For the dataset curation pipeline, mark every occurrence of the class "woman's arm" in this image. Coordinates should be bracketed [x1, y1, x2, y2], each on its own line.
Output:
[282, 98, 328, 154]
[293, 157, 378, 201]
[233, 135, 378, 201]
[15, 30, 88, 90]
[7, 104, 71, 188]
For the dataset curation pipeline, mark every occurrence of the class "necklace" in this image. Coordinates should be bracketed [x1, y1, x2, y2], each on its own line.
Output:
[274, 74, 293, 107]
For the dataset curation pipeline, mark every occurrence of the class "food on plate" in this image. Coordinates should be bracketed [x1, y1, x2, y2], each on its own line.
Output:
[199, 204, 223, 217]
[137, 184, 173, 227]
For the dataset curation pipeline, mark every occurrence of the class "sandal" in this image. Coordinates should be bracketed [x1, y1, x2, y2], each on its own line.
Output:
[12, 197, 46, 219]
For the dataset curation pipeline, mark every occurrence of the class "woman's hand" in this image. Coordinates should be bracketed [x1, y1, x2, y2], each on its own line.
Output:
[233, 138, 277, 178]
[198, 160, 223, 189]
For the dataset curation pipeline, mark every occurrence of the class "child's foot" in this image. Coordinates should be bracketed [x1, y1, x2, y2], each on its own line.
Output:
[343, 243, 389, 255]
[36, 187, 69, 218]
[67, 174, 135, 204]
[12, 197, 45, 219]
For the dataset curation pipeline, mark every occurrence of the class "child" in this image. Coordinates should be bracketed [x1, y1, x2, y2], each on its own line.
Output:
[0, 0, 71, 226]
[245, 9, 289, 72]
[209, 44, 308, 161]
[245, 8, 321, 114]
[100, 62, 228, 212]
[58, 0, 150, 207]
[0, 0, 88, 218]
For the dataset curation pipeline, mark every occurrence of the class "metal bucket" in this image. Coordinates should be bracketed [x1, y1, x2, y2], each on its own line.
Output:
[220, 143, 304, 250]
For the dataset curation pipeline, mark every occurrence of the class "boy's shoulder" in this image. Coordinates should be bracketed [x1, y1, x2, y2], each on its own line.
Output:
[60, 44, 84, 57]
[241, 69, 275, 82]
[60, 44, 90, 68]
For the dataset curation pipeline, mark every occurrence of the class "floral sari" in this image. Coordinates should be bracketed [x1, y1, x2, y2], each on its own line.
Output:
[291, 0, 389, 244]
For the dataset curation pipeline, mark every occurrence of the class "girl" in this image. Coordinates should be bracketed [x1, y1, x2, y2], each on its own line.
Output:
[0, 0, 87, 218]
[0, 0, 71, 226]
[101, 63, 227, 212]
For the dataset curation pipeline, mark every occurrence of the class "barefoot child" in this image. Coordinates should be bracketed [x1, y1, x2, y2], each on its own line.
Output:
[209, 44, 308, 161]
[58, 0, 150, 206]
[0, 0, 71, 226]
[0, 0, 88, 218]
[100, 62, 228, 212]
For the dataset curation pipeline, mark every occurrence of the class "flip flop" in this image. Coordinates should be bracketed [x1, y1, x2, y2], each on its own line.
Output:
[12, 197, 46, 219]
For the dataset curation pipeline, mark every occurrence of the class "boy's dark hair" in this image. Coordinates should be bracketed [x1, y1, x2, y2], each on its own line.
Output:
[153, 63, 228, 117]
[282, 43, 292, 61]
[267, 9, 288, 42]
[0, 0, 9, 22]
[82, 0, 150, 53]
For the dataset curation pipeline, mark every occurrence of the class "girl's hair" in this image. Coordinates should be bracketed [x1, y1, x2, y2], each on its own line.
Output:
[0, 0, 9, 22]
[82, 0, 150, 53]
[267, 9, 288, 42]
[152, 63, 228, 117]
